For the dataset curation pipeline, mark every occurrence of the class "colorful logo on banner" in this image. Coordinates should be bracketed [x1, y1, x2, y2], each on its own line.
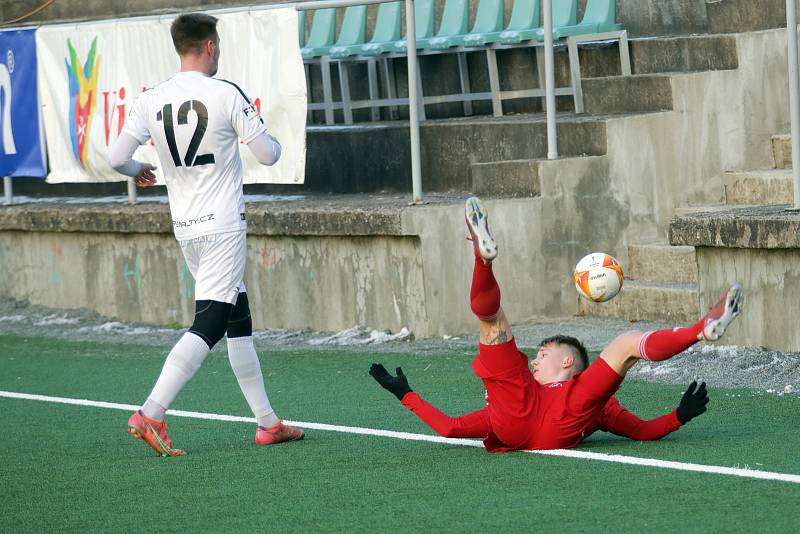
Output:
[65, 37, 100, 170]
[0, 28, 47, 177]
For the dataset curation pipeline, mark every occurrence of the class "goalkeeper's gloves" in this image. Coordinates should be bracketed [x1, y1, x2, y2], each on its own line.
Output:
[369, 363, 412, 400]
[676, 381, 709, 424]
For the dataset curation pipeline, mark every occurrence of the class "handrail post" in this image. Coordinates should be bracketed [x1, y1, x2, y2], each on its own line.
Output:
[3, 177, 12, 205]
[787, 0, 800, 209]
[127, 178, 137, 204]
[542, 0, 558, 160]
[405, 0, 423, 203]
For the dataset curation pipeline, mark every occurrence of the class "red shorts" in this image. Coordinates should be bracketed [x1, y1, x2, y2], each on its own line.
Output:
[472, 338, 623, 450]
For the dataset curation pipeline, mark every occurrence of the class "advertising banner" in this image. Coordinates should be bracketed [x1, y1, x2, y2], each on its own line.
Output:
[36, 9, 306, 184]
[0, 28, 47, 178]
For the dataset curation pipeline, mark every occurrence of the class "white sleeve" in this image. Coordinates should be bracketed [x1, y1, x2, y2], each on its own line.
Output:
[108, 132, 143, 177]
[121, 93, 151, 144]
[246, 131, 281, 166]
[228, 86, 268, 144]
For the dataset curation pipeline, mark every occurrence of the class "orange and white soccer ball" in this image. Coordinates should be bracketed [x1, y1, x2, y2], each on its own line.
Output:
[573, 253, 624, 303]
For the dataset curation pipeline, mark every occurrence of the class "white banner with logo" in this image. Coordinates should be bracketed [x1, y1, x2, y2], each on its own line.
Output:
[36, 9, 306, 184]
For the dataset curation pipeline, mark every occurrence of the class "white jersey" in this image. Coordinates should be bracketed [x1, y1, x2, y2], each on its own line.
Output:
[122, 71, 267, 240]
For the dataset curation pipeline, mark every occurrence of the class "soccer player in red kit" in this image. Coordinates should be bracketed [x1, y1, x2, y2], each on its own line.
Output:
[369, 197, 744, 451]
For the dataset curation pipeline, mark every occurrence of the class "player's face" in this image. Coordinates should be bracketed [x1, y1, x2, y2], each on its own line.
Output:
[530, 343, 570, 384]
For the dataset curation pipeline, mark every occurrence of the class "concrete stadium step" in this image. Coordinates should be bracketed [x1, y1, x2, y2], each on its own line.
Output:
[627, 244, 698, 284]
[706, 0, 794, 34]
[303, 114, 607, 195]
[722, 169, 794, 205]
[772, 134, 791, 169]
[578, 280, 699, 324]
[629, 34, 738, 75]
[470, 160, 541, 198]
[582, 75, 673, 114]
[469, 155, 607, 198]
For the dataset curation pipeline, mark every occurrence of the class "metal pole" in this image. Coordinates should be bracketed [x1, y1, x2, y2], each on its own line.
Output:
[3, 177, 12, 205]
[405, 0, 423, 203]
[788, 0, 800, 209]
[127, 178, 137, 204]
[542, 0, 558, 160]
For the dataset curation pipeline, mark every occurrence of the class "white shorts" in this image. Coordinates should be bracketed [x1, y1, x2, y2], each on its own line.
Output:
[179, 231, 247, 304]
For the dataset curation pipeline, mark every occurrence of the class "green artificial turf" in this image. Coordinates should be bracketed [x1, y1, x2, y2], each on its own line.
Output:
[0, 335, 798, 532]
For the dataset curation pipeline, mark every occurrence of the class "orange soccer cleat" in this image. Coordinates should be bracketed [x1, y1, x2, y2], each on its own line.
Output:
[702, 284, 745, 341]
[127, 411, 186, 457]
[255, 421, 305, 445]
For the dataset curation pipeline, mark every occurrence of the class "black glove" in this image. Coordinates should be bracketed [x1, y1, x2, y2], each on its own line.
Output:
[676, 381, 709, 424]
[369, 363, 412, 400]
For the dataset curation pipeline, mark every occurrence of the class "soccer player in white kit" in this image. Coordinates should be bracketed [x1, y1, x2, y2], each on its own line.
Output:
[109, 13, 304, 456]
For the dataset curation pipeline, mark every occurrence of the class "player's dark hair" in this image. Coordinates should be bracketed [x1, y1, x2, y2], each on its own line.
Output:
[539, 335, 589, 372]
[170, 13, 219, 56]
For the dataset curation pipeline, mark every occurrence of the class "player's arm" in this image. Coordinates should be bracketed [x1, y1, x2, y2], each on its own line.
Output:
[246, 131, 281, 166]
[369, 363, 490, 438]
[228, 85, 281, 166]
[109, 93, 157, 186]
[599, 382, 709, 441]
[479, 307, 514, 345]
[109, 133, 157, 186]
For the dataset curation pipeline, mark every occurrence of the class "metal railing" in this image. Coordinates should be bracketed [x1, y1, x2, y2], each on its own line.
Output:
[2, 0, 563, 206]
[787, 0, 800, 210]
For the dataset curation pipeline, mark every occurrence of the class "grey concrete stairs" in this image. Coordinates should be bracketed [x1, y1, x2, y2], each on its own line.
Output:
[723, 134, 794, 205]
[579, 243, 699, 324]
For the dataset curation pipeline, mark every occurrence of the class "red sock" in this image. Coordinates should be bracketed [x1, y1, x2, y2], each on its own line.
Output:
[470, 256, 501, 320]
[638, 319, 705, 361]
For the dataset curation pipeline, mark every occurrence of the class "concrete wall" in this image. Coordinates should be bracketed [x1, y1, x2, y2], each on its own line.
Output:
[696, 247, 800, 351]
[0, 28, 795, 341]
[0, 159, 611, 337]
[603, 28, 790, 251]
[0, 227, 429, 334]
[670, 206, 800, 351]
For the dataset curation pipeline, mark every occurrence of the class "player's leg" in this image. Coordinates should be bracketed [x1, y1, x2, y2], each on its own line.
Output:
[225, 290, 304, 445]
[129, 298, 231, 456]
[128, 234, 235, 456]
[599, 284, 745, 377]
[465, 196, 513, 345]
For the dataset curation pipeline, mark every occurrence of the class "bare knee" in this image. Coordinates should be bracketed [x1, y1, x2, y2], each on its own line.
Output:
[599, 331, 645, 376]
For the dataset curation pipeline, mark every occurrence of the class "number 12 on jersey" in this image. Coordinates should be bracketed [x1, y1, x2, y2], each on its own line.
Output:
[156, 100, 216, 167]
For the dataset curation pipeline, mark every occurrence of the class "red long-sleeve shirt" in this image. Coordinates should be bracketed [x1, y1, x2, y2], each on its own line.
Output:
[401, 391, 682, 451]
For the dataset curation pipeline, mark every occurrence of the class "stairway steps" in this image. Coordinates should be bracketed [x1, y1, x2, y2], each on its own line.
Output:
[723, 169, 793, 205]
[772, 134, 791, 169]
[579, 280, 699, 324]
[627, 244, 697, 284]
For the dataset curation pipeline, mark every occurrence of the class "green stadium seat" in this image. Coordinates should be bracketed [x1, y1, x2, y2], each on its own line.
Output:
[395, 0, 469, 52]
[361, 0, 435, 56]
[499, 0, 575, 44]
[301, 8, 337, 59]
[328, 6, 369, 59]
[303, 8, 343, 126]
[462, 0, 541, 47]
[356, 2, 403, 55]
[428, 0, 504, 50]
[542, 0, 621, 39]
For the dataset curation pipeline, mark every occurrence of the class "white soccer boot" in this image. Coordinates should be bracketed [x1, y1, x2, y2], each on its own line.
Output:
[465, 196, 498, 262]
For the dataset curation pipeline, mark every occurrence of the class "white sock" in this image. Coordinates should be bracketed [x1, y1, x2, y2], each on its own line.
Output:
[142, 332, 210, 420]
[141, 399, 167, 421]
[227, 336, 279, 428]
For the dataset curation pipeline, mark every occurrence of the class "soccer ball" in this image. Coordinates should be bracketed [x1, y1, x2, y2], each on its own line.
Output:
[573, 252, 624, 303]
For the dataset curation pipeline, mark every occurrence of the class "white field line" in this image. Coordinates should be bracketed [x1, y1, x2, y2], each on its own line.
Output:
[2, 390, 799, 485]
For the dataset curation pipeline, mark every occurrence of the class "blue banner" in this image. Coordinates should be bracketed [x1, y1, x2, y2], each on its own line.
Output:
[0, 28, 47, 177]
